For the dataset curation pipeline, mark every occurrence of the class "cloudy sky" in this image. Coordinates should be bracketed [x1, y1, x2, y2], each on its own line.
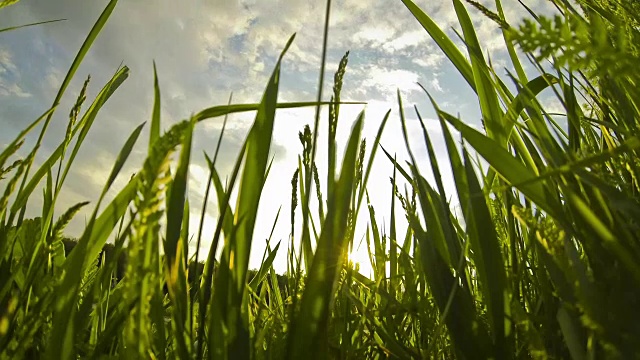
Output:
[0, 0, 557, 273]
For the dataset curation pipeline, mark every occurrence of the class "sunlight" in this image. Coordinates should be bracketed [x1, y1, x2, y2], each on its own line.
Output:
[348, 242, 374, 279]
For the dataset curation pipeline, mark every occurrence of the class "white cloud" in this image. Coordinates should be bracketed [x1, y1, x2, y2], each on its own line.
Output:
[412, 52, 446, 69]
[0, 48, 18, 72]
[0, 82, 31, 98]
[385, 30, 428, 52]
[429, 77, 444, 92]
[360, 66, 422, 96]
[0, 47, 31, 98]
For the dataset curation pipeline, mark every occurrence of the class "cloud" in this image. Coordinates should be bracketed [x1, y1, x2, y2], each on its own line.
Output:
[0, 47, 31, 98]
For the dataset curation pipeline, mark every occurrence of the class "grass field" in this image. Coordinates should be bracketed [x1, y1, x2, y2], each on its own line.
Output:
[1, 0, 640, 358]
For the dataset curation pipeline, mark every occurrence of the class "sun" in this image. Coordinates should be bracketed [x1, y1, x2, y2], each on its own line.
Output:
[347, 244, 374, 278]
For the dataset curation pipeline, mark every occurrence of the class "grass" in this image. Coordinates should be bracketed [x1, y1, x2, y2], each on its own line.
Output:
[1, 0, 640, 358]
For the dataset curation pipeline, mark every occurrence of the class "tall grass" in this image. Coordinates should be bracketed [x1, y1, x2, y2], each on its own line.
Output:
[1, 0, 639, 358]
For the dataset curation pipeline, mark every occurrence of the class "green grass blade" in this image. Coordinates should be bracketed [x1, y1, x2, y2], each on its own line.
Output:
[199, 144, 246, 360]
[0, 107, 55, 171]
[453, 0, 505, 145]
[248, 241, 281, 291]
[193, 101, 364, 123]
[415, 103, 462, 265]
[11, 66, 129, 216]
[355, 109, 390, 215]
[495, 0, 527, 83]
[165, 117, 194, 270]
[503, 74, 559, 143]
[0, 0, 19, 9]
[462, 148, 509, 356]
[442, 114, 560, 218]
[286, 112, 363, 360]
[149, 61, 161, 152]
[388, 156, 398, 297]
[210, 167, 235, 238]
[65, 121, 144, 275]
[44, 121, 144, 360]
[400, 0, 475, 91]
[55, 66, 128, 194]
[15, 0, 120, 222]
[397, 91, 452, 266]
[0, 19, 65, 33]
[564, 187, 640, 283]
[208, 34, 295, 360]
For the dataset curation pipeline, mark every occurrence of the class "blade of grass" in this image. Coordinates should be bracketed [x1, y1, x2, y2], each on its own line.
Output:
[400, 0, 475, 91]
[441, 113, 560, 218]
[0, 19, 65, 33]
[208, 33, 295, 359]
[44, 121, 144, 360]
[149, 61, 161, 152]
[462, 148, 509, 356]
[453, 0, 506, 145]
[11, 66, 129, 217]
[14, 0, 119, 225]
[286, 112, 363, 360]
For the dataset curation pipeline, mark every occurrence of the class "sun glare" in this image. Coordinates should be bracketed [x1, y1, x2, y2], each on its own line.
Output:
[348, 244, 374, 278]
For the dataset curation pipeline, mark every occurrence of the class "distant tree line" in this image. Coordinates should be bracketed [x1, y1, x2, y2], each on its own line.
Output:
[61, 238, 288, 299]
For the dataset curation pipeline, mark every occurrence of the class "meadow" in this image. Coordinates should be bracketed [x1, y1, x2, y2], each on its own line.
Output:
[1, 0, 640, 358]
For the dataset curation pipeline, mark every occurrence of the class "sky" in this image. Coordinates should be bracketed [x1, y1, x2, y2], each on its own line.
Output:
[0, 0, 558, 274]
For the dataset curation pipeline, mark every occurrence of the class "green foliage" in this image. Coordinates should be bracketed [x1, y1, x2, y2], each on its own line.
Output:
[2, 0, 640, 358]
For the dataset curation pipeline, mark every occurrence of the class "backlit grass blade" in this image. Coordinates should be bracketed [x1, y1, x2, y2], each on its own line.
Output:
[208, 33, 295, 359]
[415, 104, 462, 265]
[564, 186, 640, 283]
[210, 167, 235, 237]
[0, 0, 19, 9]
[503, 74, 559, 143]
[198, 140, 246, 360]
[163, 117, 195, 359]
[286, 112, 363, 360]
[44, 121, 145, 360]
[355, 109, 390, 215]
[165, 116, 194, 271]
[388, 157, 398, 297]
[0, 107, 55, 171]
[193, 101, 364, 123]
[149, 61, 161, 152]
[400, 0, 475, 91]
[55, 67, 129, 193]
[380, 146, 412, 183]
[366, 201, 385, 281]
[453, 0, 506, 145]
[408, 208, 491, 359]
[442, 113, 560, 218]
[26, 68, 129, 277]
[14, 0, 119, 221]
[499, 136, 640, 191]
[82, 179, 136, 269]
[194, 93, 232, 271]
[397, 92, 451, 266]
[167, 202, 192, 360]
[248, 241, 281, 291]
[462, 148, 509, 356]
[0, 18, 64, 33]
[495, 0, 528, 83]
[231, 33, 292, 295]
[11, 66, 129, 216]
